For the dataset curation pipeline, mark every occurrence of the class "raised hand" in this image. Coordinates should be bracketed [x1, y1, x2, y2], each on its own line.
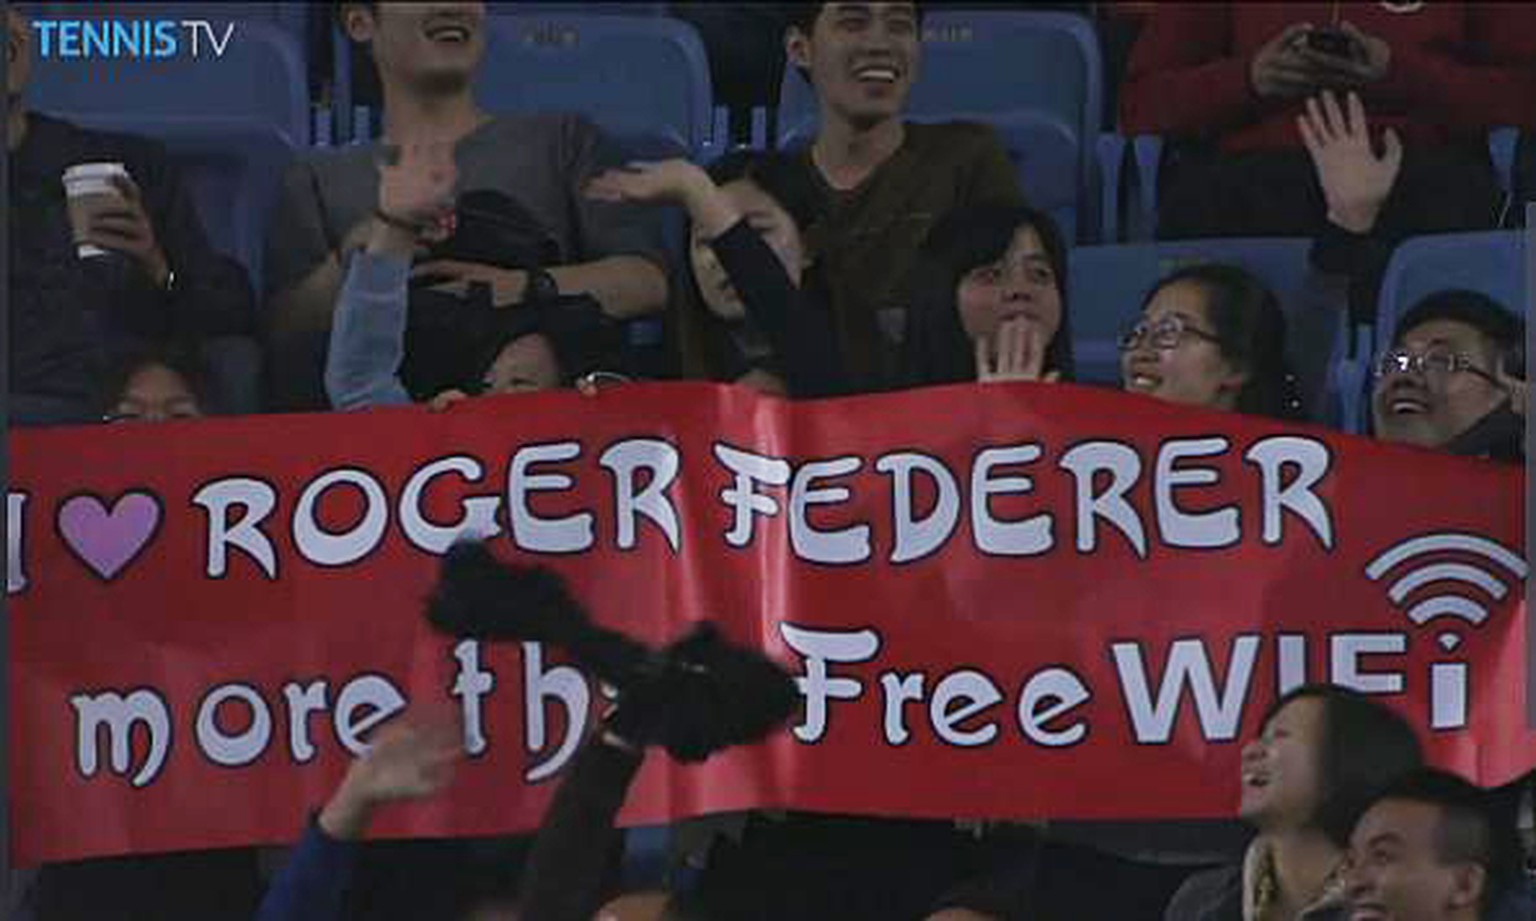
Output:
[376, 139, 457, 234]
[318, 715, 461, 840]
[975, 318, 1060, 384]
[1297, 90, 1402, 233]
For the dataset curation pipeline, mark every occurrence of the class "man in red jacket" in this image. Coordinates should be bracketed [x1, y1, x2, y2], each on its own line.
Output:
[1120, 3, 1536, 239]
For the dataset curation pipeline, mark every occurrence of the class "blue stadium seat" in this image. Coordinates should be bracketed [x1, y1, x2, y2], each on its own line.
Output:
[776, 10, 1103, 241]
[1376, 231, 1526, 337]
[1068, 238, 1351, 425]
[469, 14, 717, 161]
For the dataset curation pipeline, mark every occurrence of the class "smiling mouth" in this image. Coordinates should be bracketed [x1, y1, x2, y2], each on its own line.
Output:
[1384, 390, 1430, 415]
[424, 22, 473, 43]
[853, 64, 900, 84]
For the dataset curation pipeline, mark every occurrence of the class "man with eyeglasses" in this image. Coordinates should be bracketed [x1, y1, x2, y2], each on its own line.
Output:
[1371, 289, 1525, 462]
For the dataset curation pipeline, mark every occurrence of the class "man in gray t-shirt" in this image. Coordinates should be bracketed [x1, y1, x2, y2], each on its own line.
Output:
[264, 2, 669, 410]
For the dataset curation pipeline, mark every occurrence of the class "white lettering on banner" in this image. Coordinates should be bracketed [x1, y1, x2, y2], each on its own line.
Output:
[780, 623, 880, 742]
[971, 445, 1054, 556]
[714, 443, 792, 547]
[292, 469, 390, 567]
[875, 453, 960, 564]
[193, 477, 278, 578]
[507, 442, 595, 554]
[1059, 441, 1147, 557]
[522, 642, 589, 782]
[196, 683, 272, 767]
[452, 641, 495, 757]
[1330, 633, 1407, 694]
[334, 675, 408, 755]
[283, 680, 329, 764]
[1154, 438, 1241, 549]
[1017, 667, 1092, 747]
[789, 456, 872, 564]
[1112, 636, 1261, 743]
[1243, 437, 1334, 548]
[399, 456, 503, 553]
[71, 689, 172, 787]
[600, 439, 682, 552]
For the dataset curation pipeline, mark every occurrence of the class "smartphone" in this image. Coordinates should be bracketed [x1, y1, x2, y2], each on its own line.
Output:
[1305, 26, 1357, 58]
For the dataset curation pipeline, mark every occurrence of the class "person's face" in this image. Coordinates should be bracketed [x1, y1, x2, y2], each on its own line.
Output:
[7, 8, 32, 101]
[1121, 281, 1247, 411]
[1239, 697, 1327, 831]
[109, 363, 203, 423]
[690, 179, 805, 321]
[483, 332, 561, 394]
[1345, 799, 1486, 921]
[787, 3, 920, 130]
[1372, 320, 1507, 450]
[955, 225, 1062, 347]
[346, 3, 485, 93]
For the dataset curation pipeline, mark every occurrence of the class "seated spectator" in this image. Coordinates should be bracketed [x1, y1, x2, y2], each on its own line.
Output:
[1371, 291, 1524, 462]
[1344, 769, 1531, 921]
[6, 8, 254, 427]
[586, 152, 845, 398]
[100, 344, 210, 422]
[1120, 3, 1536, 239]
[1163, 684, 1424, 921]
[1120, 264, 1304, 419]
[902, 204, 1072, 387]
[325, 141, 621, 411]
[265, 2, 668, 411]
[782, 1, 1026, 390]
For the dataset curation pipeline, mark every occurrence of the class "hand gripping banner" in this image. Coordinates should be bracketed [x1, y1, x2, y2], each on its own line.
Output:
[7, 382, 1531, 864]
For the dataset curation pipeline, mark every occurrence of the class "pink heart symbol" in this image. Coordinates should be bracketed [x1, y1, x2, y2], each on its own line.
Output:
[58, 492, 162, 581]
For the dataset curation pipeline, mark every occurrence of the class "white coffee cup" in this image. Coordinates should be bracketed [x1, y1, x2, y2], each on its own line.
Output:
[62, 162, 130, 259]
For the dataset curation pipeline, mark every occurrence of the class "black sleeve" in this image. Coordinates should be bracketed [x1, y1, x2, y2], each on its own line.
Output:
[1309, 222, 1395, 333]
[708, 219, 846, 398]
[116, 140, 256, 339]
[517, 737, 644, 921]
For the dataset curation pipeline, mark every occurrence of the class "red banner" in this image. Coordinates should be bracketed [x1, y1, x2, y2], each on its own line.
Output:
[8, 382, 1532, 866]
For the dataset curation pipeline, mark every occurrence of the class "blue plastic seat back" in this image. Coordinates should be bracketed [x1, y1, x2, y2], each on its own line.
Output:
[473, 14, 714, 161]
[1069, 238, 1347, 423]
[1376, 231, 1526, 338]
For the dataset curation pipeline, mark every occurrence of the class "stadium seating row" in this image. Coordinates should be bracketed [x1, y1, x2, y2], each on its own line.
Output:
[16, 5, 1530, 433]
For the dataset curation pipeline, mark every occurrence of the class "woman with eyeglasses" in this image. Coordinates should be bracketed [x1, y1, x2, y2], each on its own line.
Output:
[1119, 264, 1305, 420]
[902, 204, 1073, 388]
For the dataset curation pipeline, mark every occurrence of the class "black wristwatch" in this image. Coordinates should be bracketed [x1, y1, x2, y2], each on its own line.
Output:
[526, 267, 559, 304]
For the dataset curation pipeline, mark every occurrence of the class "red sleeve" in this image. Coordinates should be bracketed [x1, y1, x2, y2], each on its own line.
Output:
[1118, 4, 1253, 135]
[1372, 4, 1536, 129]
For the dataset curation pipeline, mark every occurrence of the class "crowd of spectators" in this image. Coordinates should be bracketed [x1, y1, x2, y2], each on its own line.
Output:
[6, 1, 1534, 918]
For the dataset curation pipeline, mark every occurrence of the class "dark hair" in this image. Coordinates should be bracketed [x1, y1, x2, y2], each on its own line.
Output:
[901, 203, 1072, 387]
[1139, 263, 1303, 420]
[785, 2, 926, 36]
[1393, 289, 1524, 376]
[99, 342, 212, 416]
[784, 3, 925, 85]
[705, 150, 820, 233]
[1259, 684, 1424, 846]
[1363, 768, 1522, 910]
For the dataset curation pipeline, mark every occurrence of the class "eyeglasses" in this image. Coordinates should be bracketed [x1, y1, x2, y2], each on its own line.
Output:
[1118, 315, 1222, 352]
[1372, 348, 1500, 384]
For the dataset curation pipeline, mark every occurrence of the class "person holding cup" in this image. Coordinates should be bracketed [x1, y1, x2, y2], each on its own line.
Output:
[6, 8, 254, 427]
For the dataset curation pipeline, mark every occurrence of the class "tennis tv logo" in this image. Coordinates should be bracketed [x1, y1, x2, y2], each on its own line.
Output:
[30, 18, 237, 61]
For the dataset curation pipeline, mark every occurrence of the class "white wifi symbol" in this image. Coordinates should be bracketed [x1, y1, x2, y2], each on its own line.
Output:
[1365, 533, 1528, 651]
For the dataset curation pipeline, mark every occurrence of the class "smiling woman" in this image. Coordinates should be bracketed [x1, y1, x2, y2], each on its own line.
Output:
[901, 203, 1072, 388]
[1119, 264, 1302, 420]
[1166, 684, 1423, 921]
